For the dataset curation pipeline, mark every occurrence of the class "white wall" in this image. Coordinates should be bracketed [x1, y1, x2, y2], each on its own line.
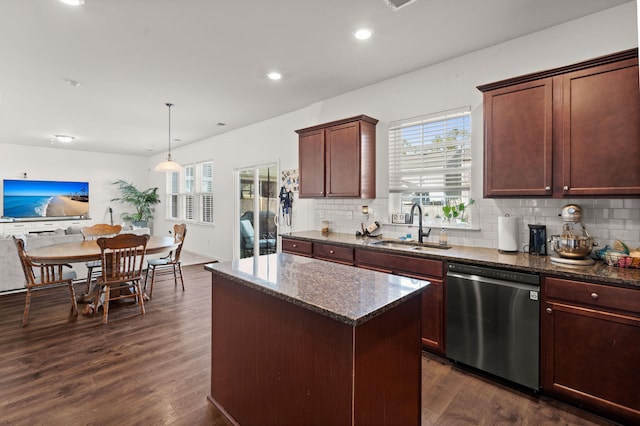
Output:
[0, 143, 150, 226]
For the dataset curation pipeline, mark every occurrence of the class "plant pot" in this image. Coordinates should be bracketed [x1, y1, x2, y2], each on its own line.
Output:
[132, 220, 148, 228]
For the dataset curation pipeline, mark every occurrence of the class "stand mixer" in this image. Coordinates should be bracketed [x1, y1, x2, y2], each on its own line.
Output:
[548, 204, 596, 266]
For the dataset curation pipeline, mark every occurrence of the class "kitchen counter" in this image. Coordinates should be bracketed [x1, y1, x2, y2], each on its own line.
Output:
[283, 231, 640, 289]
[205, 253, 429, 325]
[205, 254, 426, 425]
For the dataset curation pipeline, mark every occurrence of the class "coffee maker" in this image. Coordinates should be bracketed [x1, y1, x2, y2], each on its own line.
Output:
[528, 224, 547, 255]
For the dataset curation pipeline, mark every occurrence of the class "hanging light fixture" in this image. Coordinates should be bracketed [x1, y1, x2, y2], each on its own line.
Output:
[155, 102, 182, 172]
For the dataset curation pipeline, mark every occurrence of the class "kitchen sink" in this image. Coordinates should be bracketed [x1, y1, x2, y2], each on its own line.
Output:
[368, 240, 451, 250]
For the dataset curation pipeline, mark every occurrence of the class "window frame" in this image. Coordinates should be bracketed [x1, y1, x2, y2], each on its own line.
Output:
[388, 106, 473, 227]
[165, 160, 214, 225]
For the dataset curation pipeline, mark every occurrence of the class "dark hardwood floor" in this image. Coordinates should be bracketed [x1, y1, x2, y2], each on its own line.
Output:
[0, 263, 621, 425]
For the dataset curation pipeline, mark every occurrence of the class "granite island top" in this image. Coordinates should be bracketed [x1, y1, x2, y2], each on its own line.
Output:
[283, 231, 640, 289]
[205, 253, 429, 326]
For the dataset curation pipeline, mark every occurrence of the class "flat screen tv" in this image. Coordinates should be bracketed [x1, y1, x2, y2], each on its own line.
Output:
[3, 179, 90, 219]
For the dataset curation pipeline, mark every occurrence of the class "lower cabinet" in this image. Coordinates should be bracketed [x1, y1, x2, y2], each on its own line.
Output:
[313, 242, 354, 265]
[281, 237, 313, 257]
[541, 276, 640, 424]
[355, 248, 446, 355]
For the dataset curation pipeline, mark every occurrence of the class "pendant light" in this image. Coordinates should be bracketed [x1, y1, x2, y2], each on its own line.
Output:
[155, 102, 182, 172]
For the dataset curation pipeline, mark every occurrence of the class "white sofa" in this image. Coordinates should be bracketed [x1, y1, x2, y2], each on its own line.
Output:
[0, 226, 152, 293]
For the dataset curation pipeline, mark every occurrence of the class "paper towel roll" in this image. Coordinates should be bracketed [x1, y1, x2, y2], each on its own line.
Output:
[498, 215, 518, 252]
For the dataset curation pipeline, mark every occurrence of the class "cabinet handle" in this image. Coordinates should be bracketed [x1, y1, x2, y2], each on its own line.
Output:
[329, 250, 335, 254]
[563, 185, 569, 190]
[545, 186, 551, 191]
[591, 292, 599, 300]
[546, 307, 552, 314]
[292, 244, 297, 248]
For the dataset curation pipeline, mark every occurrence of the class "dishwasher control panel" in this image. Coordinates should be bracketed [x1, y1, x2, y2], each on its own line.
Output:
[448, 262, 540, 286]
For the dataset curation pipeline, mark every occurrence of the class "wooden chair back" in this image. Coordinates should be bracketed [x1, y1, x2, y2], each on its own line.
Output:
[97, 234, 149, 284]
[81, 224, 122, 241]
[13, 237, 72, 288]
[171, 223, 187, 262]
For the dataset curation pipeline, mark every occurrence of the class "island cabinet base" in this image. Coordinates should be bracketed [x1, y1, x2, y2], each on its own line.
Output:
[209, 275, 422, 426]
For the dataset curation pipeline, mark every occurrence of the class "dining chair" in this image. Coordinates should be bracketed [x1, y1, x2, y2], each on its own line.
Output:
[144, 223, 187, 299]
[92, 233, 149, 324]
[13, 236, 78, 326]
[80, 224, 122, 296]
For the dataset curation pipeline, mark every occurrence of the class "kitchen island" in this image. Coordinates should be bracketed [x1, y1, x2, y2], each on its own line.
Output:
[205, 253, 428, 426]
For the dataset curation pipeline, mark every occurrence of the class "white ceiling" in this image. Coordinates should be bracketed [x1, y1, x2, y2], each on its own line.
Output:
[0, 0, 632, 157]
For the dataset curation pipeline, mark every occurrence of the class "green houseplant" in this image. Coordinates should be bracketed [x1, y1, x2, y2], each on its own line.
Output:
[111, 179, 161, 227]
[442, 198, 475, 223]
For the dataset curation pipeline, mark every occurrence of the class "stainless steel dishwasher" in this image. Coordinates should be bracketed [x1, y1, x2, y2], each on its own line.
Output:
[446, 262, 540, 390]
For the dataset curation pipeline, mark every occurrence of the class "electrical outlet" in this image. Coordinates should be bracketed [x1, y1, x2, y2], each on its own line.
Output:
[319, 210, 324, 218]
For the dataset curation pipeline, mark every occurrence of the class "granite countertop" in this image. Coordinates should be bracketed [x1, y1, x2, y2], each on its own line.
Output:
[205, 253, 429, 326]
[283, 231, 640, 289]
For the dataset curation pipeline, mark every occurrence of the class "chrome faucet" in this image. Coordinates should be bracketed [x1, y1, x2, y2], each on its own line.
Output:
[410, 203, 431, 243]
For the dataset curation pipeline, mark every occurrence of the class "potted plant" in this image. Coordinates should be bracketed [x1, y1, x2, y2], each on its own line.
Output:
[111, 179, 161, 227]
[442, 198, 475, 223]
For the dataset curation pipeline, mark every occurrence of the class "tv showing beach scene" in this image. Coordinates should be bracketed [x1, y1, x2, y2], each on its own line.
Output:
[3, 179, 89, 219]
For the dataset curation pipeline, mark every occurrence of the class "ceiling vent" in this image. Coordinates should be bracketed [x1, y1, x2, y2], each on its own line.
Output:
[384, 0, 418, 11]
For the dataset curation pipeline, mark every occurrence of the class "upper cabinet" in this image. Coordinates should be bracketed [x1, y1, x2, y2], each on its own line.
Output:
[479, 49, 640, 198]
[296, 115, 378, 199]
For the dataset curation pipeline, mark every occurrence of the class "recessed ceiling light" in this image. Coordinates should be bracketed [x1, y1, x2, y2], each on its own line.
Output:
[267, 72, 282, 81]
[59, 0, 85, 5]
[53, 135, 74, 143]
[354, 28, 372, 40]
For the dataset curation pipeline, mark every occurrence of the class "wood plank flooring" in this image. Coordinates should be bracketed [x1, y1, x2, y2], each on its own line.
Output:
[0, 263, 621, 425]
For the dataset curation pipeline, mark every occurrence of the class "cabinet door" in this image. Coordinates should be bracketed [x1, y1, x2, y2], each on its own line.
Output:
[541, 301, 640, 423]
[298, 129, 325, 198]
[421, 278, 444, 355]
[560, 58, 640, 195]
[483, 78, 553, 197]
[325, 121, 361, 197]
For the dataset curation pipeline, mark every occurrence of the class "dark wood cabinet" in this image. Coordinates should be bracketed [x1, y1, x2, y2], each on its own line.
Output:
[296, 115, 378, 199]
[281, 237, 313, 257]
[479, 49, 640, 198]
[482, 78, 553, 196]
[541, 276, 640, 424]
[355, 248, 446, 355]
[313, 242, 354, 265]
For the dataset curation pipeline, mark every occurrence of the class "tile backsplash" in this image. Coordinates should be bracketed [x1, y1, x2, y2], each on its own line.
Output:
[313, 198, 640, 251]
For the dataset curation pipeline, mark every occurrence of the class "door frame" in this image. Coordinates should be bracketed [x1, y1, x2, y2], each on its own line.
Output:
[234, 161, 280, 260]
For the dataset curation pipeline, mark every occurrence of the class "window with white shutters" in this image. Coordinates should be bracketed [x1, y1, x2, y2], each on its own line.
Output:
[164, 160, 213, 224]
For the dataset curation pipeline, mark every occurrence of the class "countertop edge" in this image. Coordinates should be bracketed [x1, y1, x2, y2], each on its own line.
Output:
[204, 259, 428, 326]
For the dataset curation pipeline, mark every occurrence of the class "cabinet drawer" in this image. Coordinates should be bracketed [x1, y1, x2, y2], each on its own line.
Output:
[545, 277, 640, 314]
[281, 238, 312, 256]
[313, 243, 354, 264]
[355, 249, 444, 278]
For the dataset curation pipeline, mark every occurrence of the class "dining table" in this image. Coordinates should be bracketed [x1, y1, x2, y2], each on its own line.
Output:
[26, 235, 178, 264]
[26, 235, 179, 314]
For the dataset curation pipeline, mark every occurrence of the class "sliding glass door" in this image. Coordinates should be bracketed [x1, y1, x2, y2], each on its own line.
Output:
[238, 164, 278, 259]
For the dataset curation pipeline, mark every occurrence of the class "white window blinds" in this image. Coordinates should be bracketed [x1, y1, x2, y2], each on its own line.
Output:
[164, 161, 213, 224]
[389, 106, 471, 194]
[199, 162, 213, 223]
